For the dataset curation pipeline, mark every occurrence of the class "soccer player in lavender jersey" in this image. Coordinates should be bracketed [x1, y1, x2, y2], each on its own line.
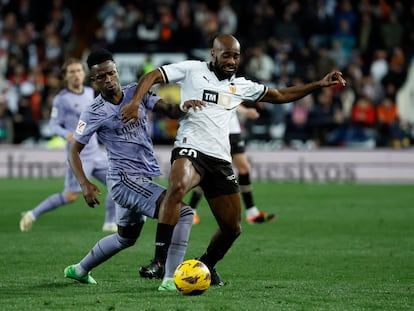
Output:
[19, 58, 116, 233]
[121, 34, 346, 285]
[64, 48, 203, 291]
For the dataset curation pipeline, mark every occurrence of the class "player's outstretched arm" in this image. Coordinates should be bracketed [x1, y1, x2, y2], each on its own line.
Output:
[262, 70, 346, 104]
[121, 69, 165, 122]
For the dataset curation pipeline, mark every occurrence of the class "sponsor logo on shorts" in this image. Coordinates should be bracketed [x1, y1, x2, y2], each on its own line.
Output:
[227, 174, 237, 183]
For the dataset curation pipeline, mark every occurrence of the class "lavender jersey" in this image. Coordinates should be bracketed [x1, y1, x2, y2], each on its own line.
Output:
[160, 60, 267, 162]
[49, 86, 101, 158]
[74, 83, 162, 177]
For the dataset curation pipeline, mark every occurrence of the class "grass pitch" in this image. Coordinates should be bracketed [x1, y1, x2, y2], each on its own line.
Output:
[0, 178, 413, 311]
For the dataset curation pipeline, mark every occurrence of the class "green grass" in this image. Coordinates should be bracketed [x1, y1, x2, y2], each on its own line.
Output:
[0, 178, 413, 311]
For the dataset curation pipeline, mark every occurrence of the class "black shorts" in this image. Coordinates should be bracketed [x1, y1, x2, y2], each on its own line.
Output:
[171, 147, 239, 199]
[229, 133, 245, 155]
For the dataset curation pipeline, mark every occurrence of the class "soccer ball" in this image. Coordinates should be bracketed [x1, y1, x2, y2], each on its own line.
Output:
[173, 259, 211, 295]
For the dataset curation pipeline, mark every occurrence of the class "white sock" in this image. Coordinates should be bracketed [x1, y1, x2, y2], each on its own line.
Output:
[28, 211, 36, 220]
[246, 206, 259, 218]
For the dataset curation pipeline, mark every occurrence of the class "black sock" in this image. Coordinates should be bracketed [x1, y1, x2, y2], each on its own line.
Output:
[189, 190, 203, 209]
[239, 173, 254, 209]
[199, 234, 239, 269]
[154, 223, 175, 264]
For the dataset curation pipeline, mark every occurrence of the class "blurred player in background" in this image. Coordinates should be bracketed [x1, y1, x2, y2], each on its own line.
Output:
[190, 105, 275, 224]
[19, 58, 116, 233]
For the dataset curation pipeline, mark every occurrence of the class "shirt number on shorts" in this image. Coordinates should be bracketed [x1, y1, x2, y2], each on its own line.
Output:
[178, 148, 198, 158]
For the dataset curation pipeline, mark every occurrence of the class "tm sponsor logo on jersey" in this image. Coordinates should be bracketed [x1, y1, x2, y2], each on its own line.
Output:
[202, 90, 219, 104]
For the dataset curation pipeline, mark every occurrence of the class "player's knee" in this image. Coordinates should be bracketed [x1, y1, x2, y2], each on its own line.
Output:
[238, 164, 250, 175]
[220, 224, 241, 241]
[168, 181, 187, 201]
[64, 192, 79, 203]
[116, 234, 137, 248]
[227, 222, 242, 239]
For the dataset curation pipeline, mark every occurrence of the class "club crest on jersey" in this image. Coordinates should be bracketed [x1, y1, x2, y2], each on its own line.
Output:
[75, 120, 87, 135]
[202, 90, 218, 104]
[229, 84, 236, 94]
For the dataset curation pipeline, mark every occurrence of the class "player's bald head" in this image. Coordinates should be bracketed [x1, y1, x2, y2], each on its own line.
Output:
[212, 34, 240, 52]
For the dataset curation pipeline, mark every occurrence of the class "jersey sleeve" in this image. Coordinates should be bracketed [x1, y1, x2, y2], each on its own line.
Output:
[160, 60, 200, 84]
[142, 90, 162, 111]
[74, 108, 100, 145]
[240, 79, 268, 103]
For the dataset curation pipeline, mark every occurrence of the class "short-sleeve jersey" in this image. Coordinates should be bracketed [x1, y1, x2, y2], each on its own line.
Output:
[74, 83, 162, 177]
[49, 86, 100, 157]
[229, 111, 241, 135]
[160, 60, 267, 162]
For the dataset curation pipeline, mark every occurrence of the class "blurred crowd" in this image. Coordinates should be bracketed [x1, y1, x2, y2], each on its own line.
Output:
[1, 0, 414, 149]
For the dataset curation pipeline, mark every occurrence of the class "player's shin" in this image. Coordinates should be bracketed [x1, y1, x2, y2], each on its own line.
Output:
[164, 205, 194, 279]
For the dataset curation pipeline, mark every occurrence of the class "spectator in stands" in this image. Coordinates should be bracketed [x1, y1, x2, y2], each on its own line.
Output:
[309, 87, 345, 146]
[1, 0, 413, 149]
[380, 12, 404, 53]
[0, 99, 14, 144]
[331, 18, 356, 61]
[347, 95, 377, 147]
[49, 0, 73, 43]
[42, 23, 64, 69]
[244, 0, 275, 48]
[193, 2, 218, 49]
[284, 93, 314, 148]
[381, 47, 407, 99]
[376, 96, 407, 148]
[273, 50, 296, 80]
[97, 0, 123, 24]
[217, 0, 238, 35]
[136, 10, 161, 51]
[12, 93, 40, 144]
[158, 3, 176, 50]
[272, 9, 304, 51]
[305, 0, 335, 51]
[173, 14, 201, 53]
[245, 44, 275, 82]
[101, 7, 126, 47]
[370, 49, 389, 86]
[315, 46, 337, 80]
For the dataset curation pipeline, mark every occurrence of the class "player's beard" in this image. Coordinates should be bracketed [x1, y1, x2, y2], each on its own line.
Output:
[213, 59, 236, 80]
